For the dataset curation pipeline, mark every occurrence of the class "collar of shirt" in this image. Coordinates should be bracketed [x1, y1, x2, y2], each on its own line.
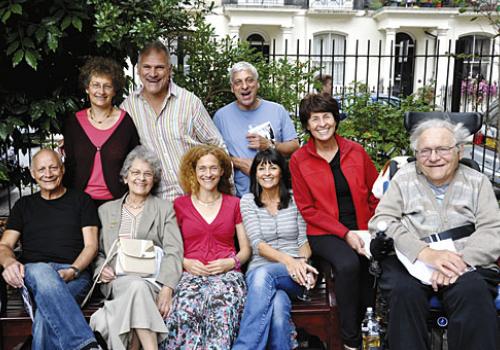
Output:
[133, 80, 179, 113]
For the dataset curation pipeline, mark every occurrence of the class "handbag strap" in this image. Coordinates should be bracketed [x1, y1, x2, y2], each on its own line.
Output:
[80, 238, 120, 308]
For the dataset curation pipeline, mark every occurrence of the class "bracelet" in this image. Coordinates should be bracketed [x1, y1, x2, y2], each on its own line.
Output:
[230, 252, 241, 270]
[69, 265, 81, 278]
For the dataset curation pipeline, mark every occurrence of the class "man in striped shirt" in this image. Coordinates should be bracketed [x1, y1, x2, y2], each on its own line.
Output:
[121, 41, 226, 201]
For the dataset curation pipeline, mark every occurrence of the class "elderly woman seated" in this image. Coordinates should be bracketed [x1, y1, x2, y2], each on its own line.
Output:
[90, 145, 183, 350]
[369, 119, 500, 350]
[163, 145, 251, 349]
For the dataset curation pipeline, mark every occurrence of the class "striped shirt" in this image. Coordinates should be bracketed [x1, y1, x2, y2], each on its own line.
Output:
[121, 81, 226, 201]
[240, 193, 308, 271]
[118, 206, 143, 239]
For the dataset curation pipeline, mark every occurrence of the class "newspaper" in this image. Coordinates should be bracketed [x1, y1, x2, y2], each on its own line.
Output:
[248, 121, 275, 141]
[395, 239, 457, 285]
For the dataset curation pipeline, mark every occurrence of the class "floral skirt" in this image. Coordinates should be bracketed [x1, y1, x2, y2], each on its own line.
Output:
[160, 270, 246, 350]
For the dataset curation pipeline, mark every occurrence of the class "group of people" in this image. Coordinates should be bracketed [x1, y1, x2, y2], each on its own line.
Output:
[0, 39, 498, 350]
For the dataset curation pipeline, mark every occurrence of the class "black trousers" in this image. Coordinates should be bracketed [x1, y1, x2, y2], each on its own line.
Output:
[379, 255, 500, 350]
[309, 235, 375, 348]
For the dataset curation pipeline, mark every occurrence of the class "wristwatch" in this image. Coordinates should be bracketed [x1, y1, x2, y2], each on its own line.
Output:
[69, 266, 81, 278]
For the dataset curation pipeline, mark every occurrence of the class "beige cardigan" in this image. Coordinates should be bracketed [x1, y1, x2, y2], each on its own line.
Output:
[94, 194, 184, 297]
[368, 163, 500, 271]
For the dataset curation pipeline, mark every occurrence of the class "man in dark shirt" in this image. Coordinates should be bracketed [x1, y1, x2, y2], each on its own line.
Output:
[0, 149, 101, 350]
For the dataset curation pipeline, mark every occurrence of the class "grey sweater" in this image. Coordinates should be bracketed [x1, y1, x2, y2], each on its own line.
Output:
[241, 193, 308, 271]
[368, 163, 500, 270]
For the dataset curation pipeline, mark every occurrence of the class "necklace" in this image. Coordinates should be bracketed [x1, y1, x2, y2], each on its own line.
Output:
[89, 107, 113, 124]
[193, 194, 221, 207]
[125, 196, 146, 210]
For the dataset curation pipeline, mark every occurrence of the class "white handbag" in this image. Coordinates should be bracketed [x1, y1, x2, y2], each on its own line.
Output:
[115, 238, 157, 277]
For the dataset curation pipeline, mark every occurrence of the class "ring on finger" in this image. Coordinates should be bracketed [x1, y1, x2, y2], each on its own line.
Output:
[291, 273, 296, 279]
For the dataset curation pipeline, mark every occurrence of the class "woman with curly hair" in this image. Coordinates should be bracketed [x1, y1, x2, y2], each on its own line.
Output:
[63, 56, 140, 206]
[162, 145, 251, 350]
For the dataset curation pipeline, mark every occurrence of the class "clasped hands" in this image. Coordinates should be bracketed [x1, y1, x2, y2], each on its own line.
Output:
[418, 247, 472, 292]
[183, 258, 235, 276]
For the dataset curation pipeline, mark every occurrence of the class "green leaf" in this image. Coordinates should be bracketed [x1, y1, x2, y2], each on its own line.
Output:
[0, 124, 9, 141]
[1, 9, 11, 23]
[10, 3, 22, 15]
[6, 41, 19, 56]
[24, 49, 38, 70]
[35, 27, 45, 43]
[72, 16, 82, 31]
[47, 32, 58, 51]
[12, 49, 24, 67]
[61, 15, 72, 30]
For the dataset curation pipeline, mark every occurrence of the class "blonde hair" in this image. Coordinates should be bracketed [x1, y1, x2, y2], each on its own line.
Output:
[179, 145, 233, 195]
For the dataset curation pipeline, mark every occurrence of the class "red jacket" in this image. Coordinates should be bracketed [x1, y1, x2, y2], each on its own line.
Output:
[290, 134, 379, 238]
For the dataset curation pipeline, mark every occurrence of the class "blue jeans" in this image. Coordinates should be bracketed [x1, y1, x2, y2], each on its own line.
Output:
[24, 262, 96, 350]
[232, 263, 303, 350]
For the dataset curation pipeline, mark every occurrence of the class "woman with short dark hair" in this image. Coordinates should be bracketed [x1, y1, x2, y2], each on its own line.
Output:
[290, 93, 379, 350]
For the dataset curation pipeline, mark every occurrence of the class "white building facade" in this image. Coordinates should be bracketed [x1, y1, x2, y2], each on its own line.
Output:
[206, 1, 499, 110]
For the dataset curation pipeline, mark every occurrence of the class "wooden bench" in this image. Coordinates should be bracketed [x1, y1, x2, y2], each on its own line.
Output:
[0, 257, 342, 350]
[292, 257, 342, 350]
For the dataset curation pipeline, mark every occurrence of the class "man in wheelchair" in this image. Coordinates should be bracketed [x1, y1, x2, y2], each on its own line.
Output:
[368, 118, 500, 350]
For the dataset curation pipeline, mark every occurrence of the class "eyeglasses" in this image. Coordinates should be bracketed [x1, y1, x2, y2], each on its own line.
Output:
[129, 169, 154, 179]
[415, 145, 457, 159]
[89, 82, 114, 92]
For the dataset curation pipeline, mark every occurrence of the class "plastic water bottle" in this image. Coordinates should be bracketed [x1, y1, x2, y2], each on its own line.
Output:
[362, 307, 381, 350]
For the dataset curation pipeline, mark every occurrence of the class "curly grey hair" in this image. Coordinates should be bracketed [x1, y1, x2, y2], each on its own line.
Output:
[229, 61, 259, 84]
[120, 146, 162, 184]
[410, 118, 471, 151]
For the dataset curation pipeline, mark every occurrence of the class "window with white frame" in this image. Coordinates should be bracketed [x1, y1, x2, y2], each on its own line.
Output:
[458, 34, 491, 80]
[313, 33, 346, 86]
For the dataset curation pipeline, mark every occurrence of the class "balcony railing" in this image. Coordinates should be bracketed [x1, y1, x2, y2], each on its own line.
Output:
[223, 0, 497, 9]
[222, 0, 308, 7]
[309, 0, 354, 9]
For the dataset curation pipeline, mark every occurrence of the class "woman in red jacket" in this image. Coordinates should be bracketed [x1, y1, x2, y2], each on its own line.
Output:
[290, 94, 379, 350]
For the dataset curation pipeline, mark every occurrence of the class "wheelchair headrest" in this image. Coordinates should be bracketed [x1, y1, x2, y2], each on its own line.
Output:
[404, 112, 483, 135]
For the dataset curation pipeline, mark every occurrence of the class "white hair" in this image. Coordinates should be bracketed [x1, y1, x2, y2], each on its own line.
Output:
[409, 118, 471, 151]
[229, 61, 259, 84]
[120, 145, 162, 184]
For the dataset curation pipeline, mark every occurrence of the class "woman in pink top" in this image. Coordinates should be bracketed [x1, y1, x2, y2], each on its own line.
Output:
[163, 145, 251, 350]
[63, 57, 140, 206]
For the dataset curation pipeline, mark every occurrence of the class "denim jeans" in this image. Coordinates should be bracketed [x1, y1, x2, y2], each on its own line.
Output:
[24, 262, 96, 350]
[232, 263, 303, 350]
